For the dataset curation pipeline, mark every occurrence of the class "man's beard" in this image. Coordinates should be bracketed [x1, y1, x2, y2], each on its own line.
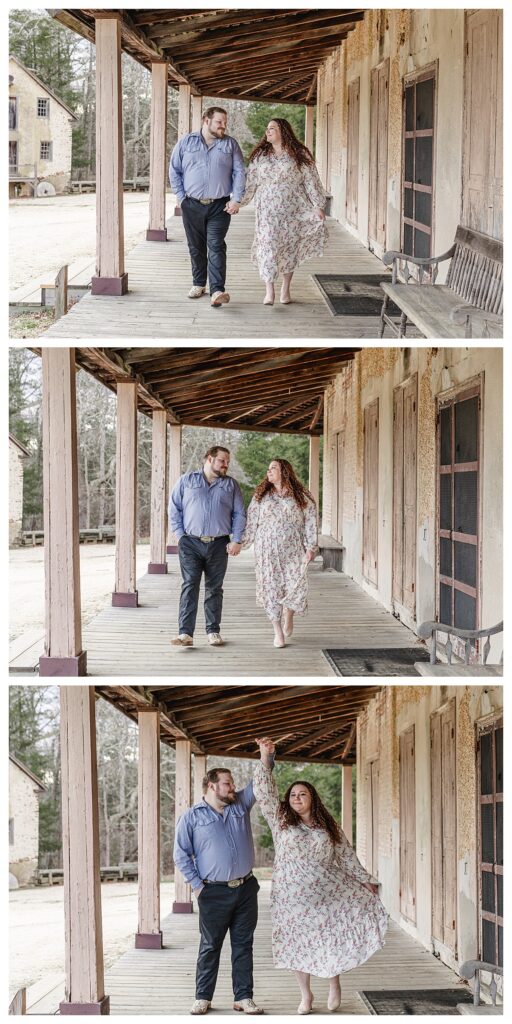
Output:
[219, 792, 236, 803]
[212, 466, 228, 477]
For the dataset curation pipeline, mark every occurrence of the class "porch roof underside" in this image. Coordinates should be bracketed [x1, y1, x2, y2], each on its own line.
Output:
[49, 8, 365, 104]
[71, 346, 359, 435]
[95, 684, 381, 765]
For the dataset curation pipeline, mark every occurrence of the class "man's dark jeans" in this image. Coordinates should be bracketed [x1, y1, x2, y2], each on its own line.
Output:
[181, 196, 231, 294]
[196, 876, 259, 1001]
[178, 535, 229, 636]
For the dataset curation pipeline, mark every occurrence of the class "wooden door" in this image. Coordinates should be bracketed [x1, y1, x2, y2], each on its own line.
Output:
[400, 726, 416, 923]
[369, 60, 389, 248]
[463, 10, 503, 240]
[346, 78, 360, 227]
[402, 68, 436, 258]
[367, 759, 380, 879]
[363, 400, 379, 586]
[325, 102, 334, 195]
[431, 701, 457, 952]
[477, 716, 503, 967]
[393, 376, 417, 616]
[330, 431, 344, 542]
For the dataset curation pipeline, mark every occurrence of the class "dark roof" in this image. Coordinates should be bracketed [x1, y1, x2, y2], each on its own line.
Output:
[95, 684, 381, 765]
[49, 9, 365, 104]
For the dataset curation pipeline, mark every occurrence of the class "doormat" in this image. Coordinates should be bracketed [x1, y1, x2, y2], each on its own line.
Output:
[357, 988, 474, 1014]
[313, 274, 401, 317]
[322, 647, 430, 676]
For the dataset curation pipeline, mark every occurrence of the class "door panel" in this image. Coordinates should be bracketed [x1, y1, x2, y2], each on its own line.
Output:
[402, 70, 435, 259]
[363, 400, 379, 586]
[369, 60, 389, 248]
[463, 10, 503, 239]
[393, 376, 417, 616]
[400, 726, 416, 923]
[347, 78, 360, 227]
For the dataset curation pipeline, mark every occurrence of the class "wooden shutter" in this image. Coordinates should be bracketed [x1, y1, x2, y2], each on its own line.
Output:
[346, 78, 360, 227]
[393, 377, 417, 615]
[477, 717, 503, 967]
[400, 726, 416, 923]
[369, 60, 389, 247]
[363, 400, 379, 586]
[463, 10, 503, 240]
[431, 701, 457, 952]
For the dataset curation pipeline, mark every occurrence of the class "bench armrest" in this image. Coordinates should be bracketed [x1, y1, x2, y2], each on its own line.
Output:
[418, 620, 503, 665]
[450, 304, 503, 338]
[383, 244, 456, 284]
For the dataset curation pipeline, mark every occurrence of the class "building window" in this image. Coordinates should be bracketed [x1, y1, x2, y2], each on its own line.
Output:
[9, 96, 18, 130]
[9, 818, 14, 845]
[40, 141, 52, 161]
[402, 68, 436, 259]
[477, 716, 503, 967]
[37, 97, 49, 117]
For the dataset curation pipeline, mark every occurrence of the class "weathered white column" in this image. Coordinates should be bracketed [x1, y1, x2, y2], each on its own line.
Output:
[173, 739, 193, 913]
[308, 435, 320, 508]
[191, 95, 203, 132]
[59, 687, 108, 1014]
[136, 710, 162, 948]
[148, 411, 168, 574]
[175, 84, 191, 216]
[39, 349, 86, 677]
[193, 754, 207, 804]
[342, 765, 353, 844]
[113, 382, 138, 606]
[305, 105, 315, 153]
[147, 62, 169, 241]
[91, 14, 127, 295]
[167, 425, 182, 553]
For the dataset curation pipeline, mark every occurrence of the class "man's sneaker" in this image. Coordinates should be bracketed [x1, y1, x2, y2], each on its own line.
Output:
[207, 633, 224, 646]
[190, 999, 211, 1015]
[211, 291, 230, 306]
[170, 634, 194, 647]
[188, 285, 206, 299]
[233, 999, 264, 1015]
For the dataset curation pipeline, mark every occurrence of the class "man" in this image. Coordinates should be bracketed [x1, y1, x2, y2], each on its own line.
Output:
[169, 107, 246, 306]
[174, 765, 267, 1015]
[168, 445, 246, 647]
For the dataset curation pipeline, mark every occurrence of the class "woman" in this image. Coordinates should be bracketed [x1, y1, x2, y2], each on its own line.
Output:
[240, 118, 327, 305]
[253, 737, 387, 1014]
[241, 459, 317, 648]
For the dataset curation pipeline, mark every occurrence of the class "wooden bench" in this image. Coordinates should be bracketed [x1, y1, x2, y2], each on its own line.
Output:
[415, 620, 503, 676]
[457, 960, 502, 1015]
[318, 533, 344, 573]
[380, 226, 503, 339]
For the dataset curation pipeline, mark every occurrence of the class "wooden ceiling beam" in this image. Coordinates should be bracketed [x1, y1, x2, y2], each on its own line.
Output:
[163, 12, 364, 56]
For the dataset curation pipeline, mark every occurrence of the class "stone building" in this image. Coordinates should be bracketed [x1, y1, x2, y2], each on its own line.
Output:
[9, 55, 78, 197]
[9, 433, 30, 546]
[355, 685, 503, 977]
[315, 9, 502, 274]
[9, 754, 46, 886]
[321, 347, 503, 662]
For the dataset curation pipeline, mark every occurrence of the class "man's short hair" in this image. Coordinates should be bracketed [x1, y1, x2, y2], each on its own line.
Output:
[203, 106, 227, 121]
[202, 767, 233, 793]
[204, 445, 230, 461]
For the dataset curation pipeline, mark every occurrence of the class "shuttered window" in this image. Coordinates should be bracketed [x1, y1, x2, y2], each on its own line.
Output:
[477, 717, 503, 967]
[402, 69, 436, 259]
[399, 725, 416, 923]
[431, 701, 457, 953]
[363, 399, 379, 586]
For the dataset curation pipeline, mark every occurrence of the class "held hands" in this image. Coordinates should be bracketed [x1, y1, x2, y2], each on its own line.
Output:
[255, 736, 275, 767]
[305, 548, 316, 564]
[225, 201, 240, 215]
[227, 542, 241, 556]
[363, 881, 379, 894]
[314, 207, 326, 220]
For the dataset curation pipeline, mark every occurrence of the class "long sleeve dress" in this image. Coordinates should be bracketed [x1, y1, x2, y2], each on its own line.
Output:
[253, 762, 387, 978]
[241, 492, 318, 622]
[240, 152, 328, 282]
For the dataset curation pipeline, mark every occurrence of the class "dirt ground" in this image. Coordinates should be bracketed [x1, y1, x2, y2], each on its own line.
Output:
[9, 543, 150, 643]
[9, 880, 175, 992]
[9, 192, 156, 290]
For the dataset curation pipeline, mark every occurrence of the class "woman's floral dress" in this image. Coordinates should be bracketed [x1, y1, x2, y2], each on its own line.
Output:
[240, 152, 328, 282]
[253, 762, 387, 977]
[241, 492, 318, 622]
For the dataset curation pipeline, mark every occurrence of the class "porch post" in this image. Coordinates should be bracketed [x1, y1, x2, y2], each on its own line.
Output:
[308, 435, 320, 508]
[173, 739, 193, 913]
[147, 62, 169, 242]
[113, 382, 138, 606]
[136, 710, 163, 949]
[167, 425, 182, 553]
[193, 754, 207, 803]
[178, 83, 191, 137]
[59, 687, 109, 1014]
[148, 411, 168, 574]
[191, 95, 202, 132]
[91, 14, 128, 295]
[39, 349, 86, 677]
[305, 105, 314, 153]
[342, 766, 353, 844]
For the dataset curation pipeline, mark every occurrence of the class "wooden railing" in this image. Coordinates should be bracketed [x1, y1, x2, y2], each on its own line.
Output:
[417, 620, 503, 666]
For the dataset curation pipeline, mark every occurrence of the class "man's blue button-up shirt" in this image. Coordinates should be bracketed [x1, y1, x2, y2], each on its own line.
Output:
[168, 471, 246, 543]
[169, 131, 246, 204]
[174, 782, 256, 891]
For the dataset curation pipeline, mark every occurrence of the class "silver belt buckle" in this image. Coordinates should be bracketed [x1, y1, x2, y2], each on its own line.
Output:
[200, 535, 215, 542]
[228, 878, 242, 888]
[199, 197, 214, 205]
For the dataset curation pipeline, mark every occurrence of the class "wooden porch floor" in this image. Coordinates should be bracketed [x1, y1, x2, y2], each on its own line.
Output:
[105, 883, 464, 1015]
[82, 552, 423, 677]
[41, 207, 408, 340]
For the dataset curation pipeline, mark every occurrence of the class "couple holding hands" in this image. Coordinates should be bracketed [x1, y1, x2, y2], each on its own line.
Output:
[174, 737, 388, 1015]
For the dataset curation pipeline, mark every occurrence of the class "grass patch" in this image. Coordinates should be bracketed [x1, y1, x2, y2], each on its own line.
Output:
[10, 309, 55, 338]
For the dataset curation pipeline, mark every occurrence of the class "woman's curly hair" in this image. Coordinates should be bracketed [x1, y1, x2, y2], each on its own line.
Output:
[248, 117, 314, 168]
[253, 458, 314, 510]
[279, 780, 342, 845]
